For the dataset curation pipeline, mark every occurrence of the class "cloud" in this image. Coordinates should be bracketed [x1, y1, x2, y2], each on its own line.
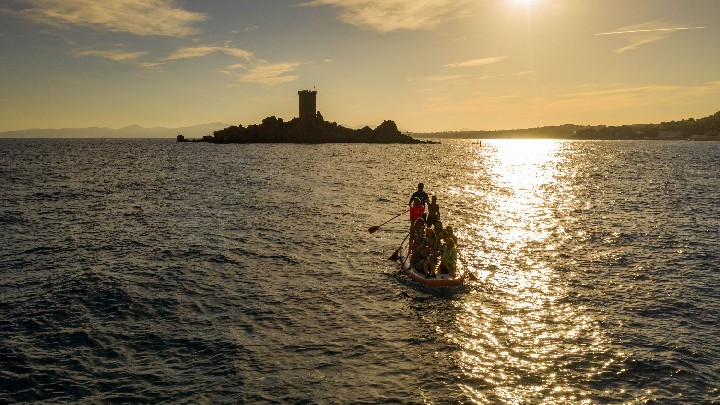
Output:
[423, 74, 469, 82]
[298, 0, 474, 32]
[477, 70, 533, 80]
[163, 46, 253, 61]
[595, 22, 706, 53]
[71, 49, 149, 62]
[443, 56, 507, 68]
[164, 45, 300, 84]
[595, 26, 706, 36]
[69, 47, 163, 68]
[70, 50, 150, 67]
[417, 69, 531, 83]
[554, 81, 720, 108]
[220, 62, 304, 85]
[415, 80, 720, 129]
[22, 0, 207, 36]
[231, 25, 260, 34]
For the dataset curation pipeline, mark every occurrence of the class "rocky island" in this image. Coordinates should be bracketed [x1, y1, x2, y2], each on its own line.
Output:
[177, 90, 431, 144]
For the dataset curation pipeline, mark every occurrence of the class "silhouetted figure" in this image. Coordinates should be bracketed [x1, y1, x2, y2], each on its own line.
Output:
[427, 195, 440, 228]
[408, 183, 429, 209]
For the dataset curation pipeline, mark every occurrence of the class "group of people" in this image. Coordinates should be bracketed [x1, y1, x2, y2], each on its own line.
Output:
[407, 183, 458, 277]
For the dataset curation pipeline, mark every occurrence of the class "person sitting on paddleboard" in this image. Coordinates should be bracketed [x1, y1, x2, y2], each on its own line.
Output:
[443, 225, 457, 245]
[439, 237, 457, 275]
[408, 182, 429, 209]
[409, 215, 426, 261]
[426, 195, 440, 228]
[421, 228, 441, 277]
[434, 219, 443, 237]
[409, 197, 425, 245]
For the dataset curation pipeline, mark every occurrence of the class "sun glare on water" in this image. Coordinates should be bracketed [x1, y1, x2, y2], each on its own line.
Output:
[451, 139, 615, 402]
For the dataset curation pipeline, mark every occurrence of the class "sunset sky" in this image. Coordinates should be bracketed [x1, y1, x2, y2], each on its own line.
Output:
[1, 0, 719, 133]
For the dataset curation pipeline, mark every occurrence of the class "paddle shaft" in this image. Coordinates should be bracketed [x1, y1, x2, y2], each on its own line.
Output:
[368, 207, 411, 233]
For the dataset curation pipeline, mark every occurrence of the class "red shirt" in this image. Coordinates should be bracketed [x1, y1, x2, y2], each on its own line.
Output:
[410, 205, 425, 223]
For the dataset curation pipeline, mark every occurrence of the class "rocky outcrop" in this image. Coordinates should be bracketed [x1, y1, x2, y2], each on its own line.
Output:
[205, 116, 433, 144]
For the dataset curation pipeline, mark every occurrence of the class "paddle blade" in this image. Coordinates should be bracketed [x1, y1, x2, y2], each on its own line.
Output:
[389, 248, 400, 261]
[367, 226, 380, 234]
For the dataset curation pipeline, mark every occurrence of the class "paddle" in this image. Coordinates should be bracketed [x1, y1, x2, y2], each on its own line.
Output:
[389, 231, 411, 261]
[367, 207, 410, 234]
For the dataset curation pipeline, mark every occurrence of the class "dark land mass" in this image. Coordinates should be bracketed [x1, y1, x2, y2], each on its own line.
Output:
[178, 114, 432, 144]
[414, 110, 720, 141]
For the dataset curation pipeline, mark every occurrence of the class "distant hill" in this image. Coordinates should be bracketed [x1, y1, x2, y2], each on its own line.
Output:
[0, 123, 228, 138]
[413, 111, 720, 141]
[414, 124, 584, 139]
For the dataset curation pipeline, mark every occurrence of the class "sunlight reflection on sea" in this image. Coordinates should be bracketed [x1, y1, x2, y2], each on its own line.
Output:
[450, 140, 615, 403]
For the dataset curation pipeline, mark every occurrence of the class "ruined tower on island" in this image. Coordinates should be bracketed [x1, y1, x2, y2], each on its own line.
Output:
[298, 90, 317, 122]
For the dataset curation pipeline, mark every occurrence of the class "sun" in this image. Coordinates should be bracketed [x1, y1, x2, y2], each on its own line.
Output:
[510, 0, 535, 5]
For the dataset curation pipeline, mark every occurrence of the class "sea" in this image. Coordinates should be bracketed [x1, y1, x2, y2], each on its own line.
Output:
[1, 138, 718, 404]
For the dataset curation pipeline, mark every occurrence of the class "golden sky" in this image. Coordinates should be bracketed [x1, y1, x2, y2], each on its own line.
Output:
[1, 0, 718, 132]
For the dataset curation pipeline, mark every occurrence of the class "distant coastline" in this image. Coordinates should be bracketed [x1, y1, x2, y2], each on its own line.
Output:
[2, 109, 718, 142]
[414, 111, 720, 141]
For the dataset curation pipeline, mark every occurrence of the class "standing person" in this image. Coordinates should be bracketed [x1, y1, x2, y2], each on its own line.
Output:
[409, 197, 425, 223]
[408, 183, 429, 209]
[409, 197, 425, 230]
[408, 197, 425, 250]
[426, 195, 440, 228]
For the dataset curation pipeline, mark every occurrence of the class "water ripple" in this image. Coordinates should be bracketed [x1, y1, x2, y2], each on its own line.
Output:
[0, 139, 718, 403]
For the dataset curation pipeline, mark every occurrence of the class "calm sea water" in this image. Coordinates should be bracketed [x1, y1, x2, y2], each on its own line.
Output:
[1, 138, 718, 404]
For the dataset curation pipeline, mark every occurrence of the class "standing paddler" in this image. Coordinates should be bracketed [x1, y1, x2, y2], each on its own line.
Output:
[408, 182, 429, 210]
[408, 182, 428, 250]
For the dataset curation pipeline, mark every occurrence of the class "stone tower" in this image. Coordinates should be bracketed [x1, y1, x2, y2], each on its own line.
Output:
[298, 90, 317, 122]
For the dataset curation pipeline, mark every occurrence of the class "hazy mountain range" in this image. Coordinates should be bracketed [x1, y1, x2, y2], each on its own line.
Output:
[0, 123, 228, 138]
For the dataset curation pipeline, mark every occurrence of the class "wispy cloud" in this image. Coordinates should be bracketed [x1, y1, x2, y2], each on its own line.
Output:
[477, 70, 533, 80]
[595, 26, 706, 36]
[68, 40, 301, 84]
[220, 62, 303, 85]
[298, 0, 475, 32]
[554, 81, 720, 108]
[423, 74, 469, 82]
[418, 70, 531, 83]
[22, 0, 207, 36]
[443, 56, 507, 68]
[163, 46, 253, 61]
[231, 26, 260, 34]
[71, 49, 148, 62]
[68, 47, 165, 68]
[163, 45, 300, 84]
[595, 22, 706, 53]
[433, 81, 720, 118]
